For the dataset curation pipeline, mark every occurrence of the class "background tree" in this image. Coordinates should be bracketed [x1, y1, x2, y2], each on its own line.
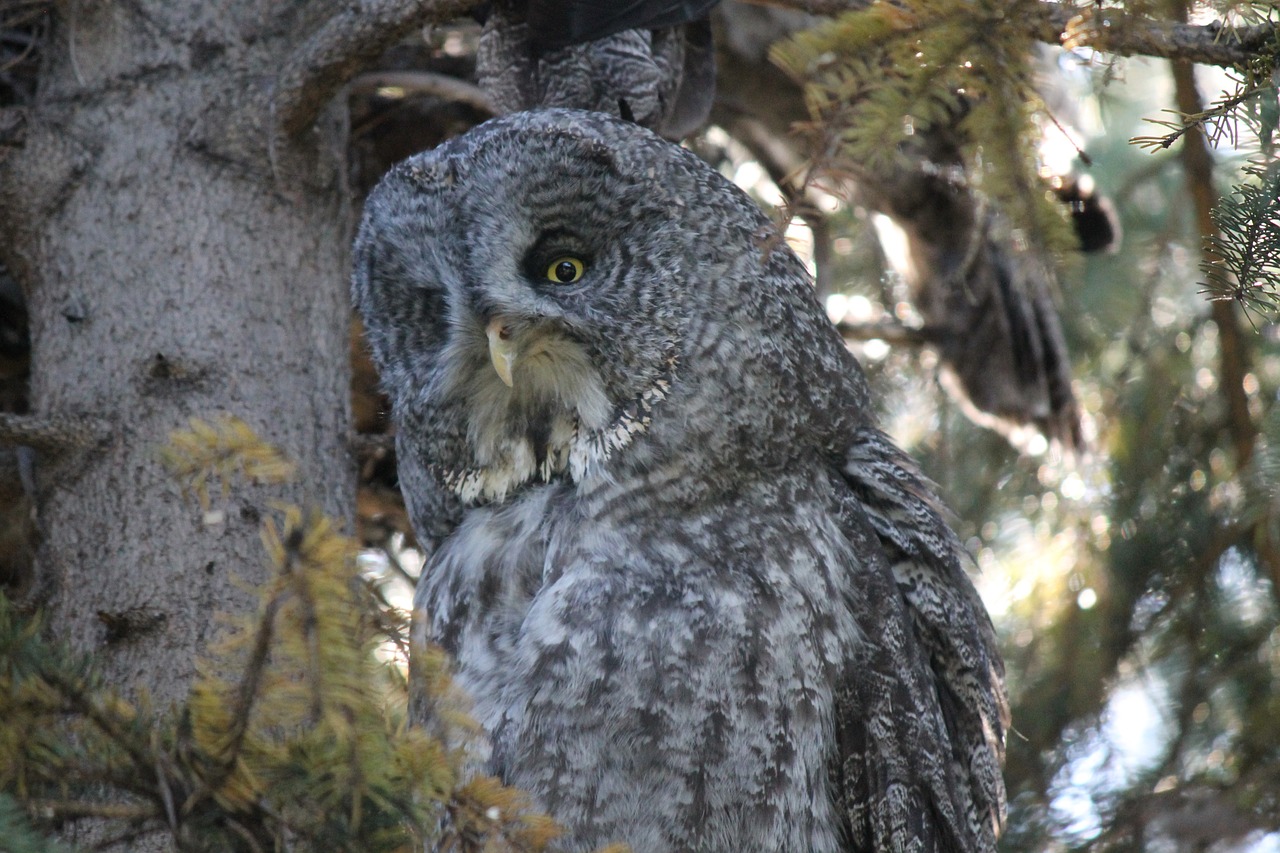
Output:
[2, 0, 1280, 851]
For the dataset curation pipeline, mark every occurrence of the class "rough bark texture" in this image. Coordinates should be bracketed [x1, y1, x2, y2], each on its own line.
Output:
[0, 0, 353, 774]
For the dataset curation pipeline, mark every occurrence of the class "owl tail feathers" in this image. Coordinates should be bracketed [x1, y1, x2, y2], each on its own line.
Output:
[839, 427, 1009, 851]
[837, 697, 981, 853]
[866, 159, 1083, 453]
[923, 232, 1083, 454]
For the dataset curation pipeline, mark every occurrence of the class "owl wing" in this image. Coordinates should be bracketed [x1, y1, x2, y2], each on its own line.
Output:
[394, 430, 463, 560]
[833, 426, 1008, 852]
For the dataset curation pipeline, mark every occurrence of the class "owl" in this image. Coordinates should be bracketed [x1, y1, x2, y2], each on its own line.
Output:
[352, 109, 1007, 852]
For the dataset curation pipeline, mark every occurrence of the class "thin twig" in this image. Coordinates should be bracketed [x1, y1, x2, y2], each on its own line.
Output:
[199, 592, 284, 792]
[40, 669, 155, 777]
[349, 70, 496, 114]
[836, 320, 931, 346]
[282, 523, 326, 727]
[24, 798, 157, 821]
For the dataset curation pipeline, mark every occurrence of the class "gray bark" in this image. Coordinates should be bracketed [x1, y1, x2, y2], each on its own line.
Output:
[0, 4, 354, 845]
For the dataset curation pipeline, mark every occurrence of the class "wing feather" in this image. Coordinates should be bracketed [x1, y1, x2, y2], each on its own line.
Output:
[835, 426, 1008, 851]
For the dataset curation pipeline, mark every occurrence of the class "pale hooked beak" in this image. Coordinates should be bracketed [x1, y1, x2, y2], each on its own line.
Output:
[486, 318, 516, 388]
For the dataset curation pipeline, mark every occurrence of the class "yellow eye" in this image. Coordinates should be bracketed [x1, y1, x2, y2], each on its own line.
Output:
[546, 257, 585, 284]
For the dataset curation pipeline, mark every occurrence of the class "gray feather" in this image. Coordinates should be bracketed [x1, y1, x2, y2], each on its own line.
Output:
[352, 109, 1007, 852]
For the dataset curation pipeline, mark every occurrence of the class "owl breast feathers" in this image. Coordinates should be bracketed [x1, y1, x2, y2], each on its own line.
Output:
[352, 109, 1008, 852]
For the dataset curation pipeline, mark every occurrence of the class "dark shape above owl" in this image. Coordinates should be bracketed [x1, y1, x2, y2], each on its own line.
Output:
[477, 0, 718, 137]
[523, 0, 722, 49]
[353, 109, 1007, 852]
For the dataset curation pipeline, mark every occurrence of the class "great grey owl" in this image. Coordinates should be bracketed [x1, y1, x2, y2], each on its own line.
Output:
[352, 109, 1007, 852]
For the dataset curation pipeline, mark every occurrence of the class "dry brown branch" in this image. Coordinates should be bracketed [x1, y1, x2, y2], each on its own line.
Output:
[274, 0, 483, 138]
[1041, 4, 1279, 67]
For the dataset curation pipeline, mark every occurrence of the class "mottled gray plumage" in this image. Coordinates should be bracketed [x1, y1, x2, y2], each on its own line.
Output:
[353, 109, 1007, 852]
[478, 0, 715, 138]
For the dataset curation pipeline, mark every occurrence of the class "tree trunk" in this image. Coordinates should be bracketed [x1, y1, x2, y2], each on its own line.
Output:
[0, 0, 353, 758]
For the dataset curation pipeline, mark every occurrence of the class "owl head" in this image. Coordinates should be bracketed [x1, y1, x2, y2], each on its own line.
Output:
[353, 109, 868, 507]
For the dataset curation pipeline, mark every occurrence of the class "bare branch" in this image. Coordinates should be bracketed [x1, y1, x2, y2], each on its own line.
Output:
[0, 412, 110, 454]
[1035, 4, 1280, 67]
[273, 0, 1274, 141]
[23, 798, 157, 822]
[274, 0, 483, 138]
[836, 320, 930, 347]
[349, 70, 496, 114]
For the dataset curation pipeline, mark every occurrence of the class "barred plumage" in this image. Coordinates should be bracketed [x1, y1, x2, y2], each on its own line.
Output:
[353, 109, 1007, 852]
[477, 0, 716, 139]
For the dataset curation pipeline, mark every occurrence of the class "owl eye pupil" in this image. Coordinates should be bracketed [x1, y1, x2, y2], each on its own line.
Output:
[547, 257, 584, 284]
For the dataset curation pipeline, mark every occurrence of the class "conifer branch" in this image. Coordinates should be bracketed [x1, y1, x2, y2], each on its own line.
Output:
[1200, 161, 1280, 320]
[759, 0, 1279, 68]
[1130, 81, 1275, 152]
[773, 0, 1081, 271]
[203, 589, 283, 787]
[1038, 4, 1280, 67]
[0, 794, 74, 853]
[38, 668, 154, 779]
[2, 420, 562, 851]
[162, 415, 296, 508]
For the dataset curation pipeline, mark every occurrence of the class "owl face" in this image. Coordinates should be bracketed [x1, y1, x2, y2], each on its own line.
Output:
[354, 112, 745, 504]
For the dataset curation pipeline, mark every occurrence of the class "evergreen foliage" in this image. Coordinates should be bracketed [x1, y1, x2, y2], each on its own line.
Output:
[1128, 3, 1280, 320]
[771, 0, 1079, 260]
[0, 419, 569, 853]
[0, 794, 73, 853]
[1201, 159, 1280, 323]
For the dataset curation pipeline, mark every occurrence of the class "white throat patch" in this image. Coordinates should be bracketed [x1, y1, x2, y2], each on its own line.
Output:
[434, 351, 678, 505]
